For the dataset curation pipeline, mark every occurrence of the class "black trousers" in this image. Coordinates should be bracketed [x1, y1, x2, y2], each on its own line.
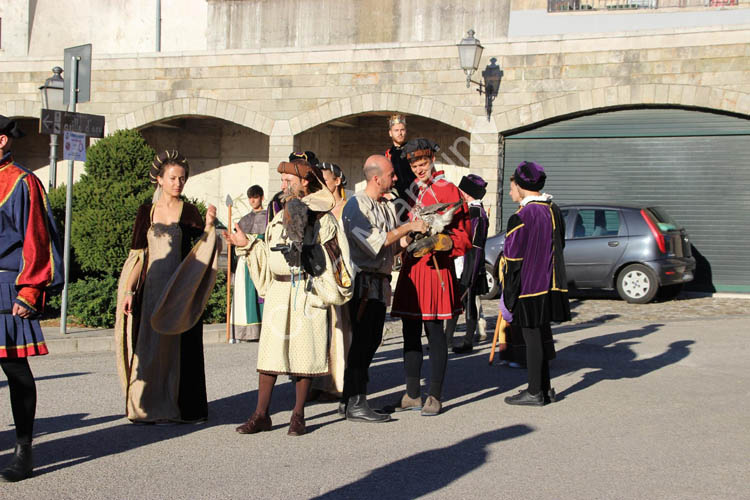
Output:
[342, 296, 386, 400]
[522, 325, 553, 395]
[0, 358, 36, 444]
[402, 318, 447, 399]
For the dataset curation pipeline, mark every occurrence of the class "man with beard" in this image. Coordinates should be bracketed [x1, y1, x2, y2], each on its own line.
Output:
[340, 155, 428, 422]
[224, 159, 353, 436]
[384, 114, 416, 221]
[390, 138, 471, 416]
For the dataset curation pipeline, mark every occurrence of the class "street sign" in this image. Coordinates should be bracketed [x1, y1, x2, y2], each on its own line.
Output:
[64, 44, 92, 105]
[39, 109, 105, 138]
[63, 131, 87, 162]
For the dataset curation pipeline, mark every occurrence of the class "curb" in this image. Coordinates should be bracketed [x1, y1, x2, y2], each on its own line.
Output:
[42, 324, 232, 356]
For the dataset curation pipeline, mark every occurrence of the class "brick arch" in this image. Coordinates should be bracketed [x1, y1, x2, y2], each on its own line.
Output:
[112, 97, 273, 136]
[496, 84, 750, 133]
[288, 92, 478, 135]
[0, 100, 39, 119]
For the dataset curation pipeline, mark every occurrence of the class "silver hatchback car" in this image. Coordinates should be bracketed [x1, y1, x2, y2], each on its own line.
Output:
[483, 204, 696, 303]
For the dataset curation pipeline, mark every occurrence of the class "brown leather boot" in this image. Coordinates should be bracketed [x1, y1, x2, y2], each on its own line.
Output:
[287, 412, 306, 436]
[235, 412, 272, 434]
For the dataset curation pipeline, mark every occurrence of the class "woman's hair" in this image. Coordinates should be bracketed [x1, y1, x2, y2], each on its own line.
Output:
[149, 150, 189, 184]
[247, 185, 264, 199]
[319, 162, 347, 198]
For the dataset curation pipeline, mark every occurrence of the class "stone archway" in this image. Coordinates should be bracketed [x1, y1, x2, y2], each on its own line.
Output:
[138, 115, 270, 223]
[295, 112, 472, 192]
[0, 100, 39, 119]
[496, 84, 750, 133]
[111, 97, 273, 137]
[289, 92, 479, 136]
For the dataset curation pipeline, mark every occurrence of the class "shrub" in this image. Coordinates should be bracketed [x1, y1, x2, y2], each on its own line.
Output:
[47, 275, 118, 328]
[202, 270, 227, 324]
[71, 130, 155, 276]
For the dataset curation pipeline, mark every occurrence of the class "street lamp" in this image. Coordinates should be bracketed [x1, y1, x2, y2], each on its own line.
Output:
[457, 30, 504, 120]
[39, 66, 66, 190]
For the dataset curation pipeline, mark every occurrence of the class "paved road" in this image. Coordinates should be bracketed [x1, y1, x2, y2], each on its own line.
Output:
[2, 314, 749, 499]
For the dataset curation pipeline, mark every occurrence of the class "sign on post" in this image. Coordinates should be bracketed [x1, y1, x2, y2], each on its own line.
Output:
[39, 109, 105, 138]
[63, 131, 87, 162]
[63, 44, 92, 106]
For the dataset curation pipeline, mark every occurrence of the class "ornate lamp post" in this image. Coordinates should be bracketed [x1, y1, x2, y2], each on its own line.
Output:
[457, 30, 504, 120]
[38, 66, 66, 190]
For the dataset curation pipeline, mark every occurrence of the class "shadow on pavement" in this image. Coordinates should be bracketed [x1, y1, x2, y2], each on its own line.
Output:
[311, 425, 533, 500]
[553, 323, 694, 399]
[0, 371, 90, 389]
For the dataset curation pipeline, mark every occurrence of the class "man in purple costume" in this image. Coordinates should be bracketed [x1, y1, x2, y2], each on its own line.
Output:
[500, 161, 570, 406]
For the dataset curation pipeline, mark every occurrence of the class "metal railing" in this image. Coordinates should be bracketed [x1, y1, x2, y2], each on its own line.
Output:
[548, 0, 741, 11]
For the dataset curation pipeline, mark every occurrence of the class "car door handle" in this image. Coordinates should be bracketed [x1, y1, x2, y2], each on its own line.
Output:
[608, 241, 619, 247]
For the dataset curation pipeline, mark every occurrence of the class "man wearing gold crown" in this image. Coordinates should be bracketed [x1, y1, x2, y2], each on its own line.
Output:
[384, 114, 417, 221]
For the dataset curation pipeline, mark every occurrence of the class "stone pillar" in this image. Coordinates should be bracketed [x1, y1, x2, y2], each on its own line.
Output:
[267, 120, 298, 194]
[469, 129, 501, 235]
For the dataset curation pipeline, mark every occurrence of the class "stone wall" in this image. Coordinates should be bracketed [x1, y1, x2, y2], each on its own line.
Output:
[207, 0, 511, 50]
[1, 21, 749, 231]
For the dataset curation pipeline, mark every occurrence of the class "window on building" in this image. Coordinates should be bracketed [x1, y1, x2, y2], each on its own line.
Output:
[548, 0, 739, 12]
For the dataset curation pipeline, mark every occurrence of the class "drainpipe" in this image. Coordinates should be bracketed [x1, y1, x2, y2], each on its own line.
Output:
[156, 0, 161, 52]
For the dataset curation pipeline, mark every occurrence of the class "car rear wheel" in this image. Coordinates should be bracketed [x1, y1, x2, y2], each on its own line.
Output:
[481, 262, 500, 300]
[616, 264, 658, 304]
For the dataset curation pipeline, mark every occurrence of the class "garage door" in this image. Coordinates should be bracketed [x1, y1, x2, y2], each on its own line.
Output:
[501, 108, 750, 292]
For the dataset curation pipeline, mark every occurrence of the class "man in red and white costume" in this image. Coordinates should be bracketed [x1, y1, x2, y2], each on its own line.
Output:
[390, 138, 471, 416]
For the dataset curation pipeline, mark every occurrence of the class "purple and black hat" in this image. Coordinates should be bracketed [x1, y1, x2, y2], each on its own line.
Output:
[511, 161, 546, 192]
[458, 173, 487, 200]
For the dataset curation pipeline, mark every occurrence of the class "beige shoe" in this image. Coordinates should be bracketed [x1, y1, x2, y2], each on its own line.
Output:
[393, 393, 422, 412]
[421, 395, 442, 416]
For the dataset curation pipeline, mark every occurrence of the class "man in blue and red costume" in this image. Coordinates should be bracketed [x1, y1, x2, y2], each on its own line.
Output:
[390, 138, 471, 416]
[0, 116, 63, 481]
[500, 160, 570, 407]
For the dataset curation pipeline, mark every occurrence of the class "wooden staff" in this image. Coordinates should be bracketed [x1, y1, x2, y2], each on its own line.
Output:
[432, 255, 444, 290]
[489, 317, 508, 365]
[225, 194, 233, 343]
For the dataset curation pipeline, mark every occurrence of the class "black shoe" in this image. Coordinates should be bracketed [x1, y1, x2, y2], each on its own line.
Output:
[504, 389, 544, 407]
[545, 388, 557, 404]
[0, 443, 33, 482]
[337, 401, 347, 417]
[452, 342, 473, 354]
[346, 395, 391, 423]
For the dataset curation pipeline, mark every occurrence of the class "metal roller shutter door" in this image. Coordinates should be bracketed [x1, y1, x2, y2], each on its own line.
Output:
[502, 109, 750, 292]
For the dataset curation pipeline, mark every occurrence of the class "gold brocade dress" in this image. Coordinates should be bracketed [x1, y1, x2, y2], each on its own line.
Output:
[120, 203, 208, 423]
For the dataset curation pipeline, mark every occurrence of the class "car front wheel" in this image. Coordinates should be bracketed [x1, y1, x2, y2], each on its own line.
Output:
[481, 262, 500, 300]
[616, 264, 658, 304]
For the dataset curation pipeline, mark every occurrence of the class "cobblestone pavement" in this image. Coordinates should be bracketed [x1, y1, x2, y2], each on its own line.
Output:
[383, 293, 749, 337]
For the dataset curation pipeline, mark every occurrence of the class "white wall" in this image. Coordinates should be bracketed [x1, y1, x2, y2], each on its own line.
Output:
[21, 0, 207, 58]
[0, 0, 30, 57]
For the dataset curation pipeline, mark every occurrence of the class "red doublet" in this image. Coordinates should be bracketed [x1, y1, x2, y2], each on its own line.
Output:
[0, 154, 63, 358]
[391, 171, 472, 320]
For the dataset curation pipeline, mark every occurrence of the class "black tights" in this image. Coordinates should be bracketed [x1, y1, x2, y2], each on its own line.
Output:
[522, 327, 551, 395]
[445, 295, 478, 346]
[402, 319, 447, 399]
[0, 358, 36, 444]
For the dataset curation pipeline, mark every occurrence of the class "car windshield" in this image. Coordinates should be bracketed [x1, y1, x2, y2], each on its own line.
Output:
[645, 207, 679, 231]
